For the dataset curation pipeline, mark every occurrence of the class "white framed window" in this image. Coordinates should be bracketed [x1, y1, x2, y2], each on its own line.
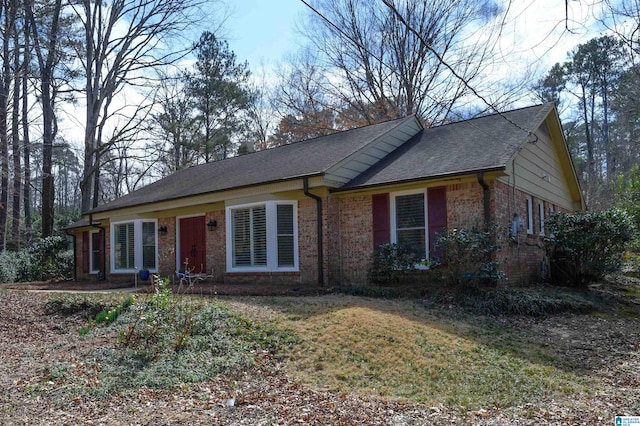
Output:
[226, 201, 298, 272]
[538, 202, 545, 236]
[391, 189, 428, 260]
[111, 220, 158, 273]
[526, 198, 533, 234]
[90, 230, 101, 274]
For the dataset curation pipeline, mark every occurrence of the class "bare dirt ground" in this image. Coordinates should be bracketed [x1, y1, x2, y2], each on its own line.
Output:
[0, 281, 638, 425]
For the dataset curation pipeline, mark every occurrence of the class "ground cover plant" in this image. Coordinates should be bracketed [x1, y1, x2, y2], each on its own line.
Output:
[35, 280, 297, 400]
[1, 277, 639, 424]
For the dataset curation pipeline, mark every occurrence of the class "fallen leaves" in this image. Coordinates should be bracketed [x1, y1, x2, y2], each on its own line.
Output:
[0, 289, 639, 425]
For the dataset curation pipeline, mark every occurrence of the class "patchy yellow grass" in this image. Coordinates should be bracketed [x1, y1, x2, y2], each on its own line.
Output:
[240, 296, 593, 409]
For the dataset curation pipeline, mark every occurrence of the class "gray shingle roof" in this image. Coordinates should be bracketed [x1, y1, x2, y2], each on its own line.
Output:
[89, 104, 555, 215]
[91, 116, 414, 213]
[341, 103, 555, 189]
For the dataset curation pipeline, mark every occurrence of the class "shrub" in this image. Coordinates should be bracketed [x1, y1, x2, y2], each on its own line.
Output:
[28, 236, 74, 281]
[430, 225, 506, 287]
[545, 209, 636, 286]
[0, 236, 74, 283]
[368, 242, 417, 285]
[0, 250, 26, 283]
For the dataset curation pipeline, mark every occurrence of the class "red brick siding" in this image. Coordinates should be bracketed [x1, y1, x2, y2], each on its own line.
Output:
[338, 195, 373, 285]
[493, 180, 556, 284]
[297, 198, 318, 284]
[446, 182, 484, 228]
[325, 195, 341, 286]
[205, 210, 225, 281]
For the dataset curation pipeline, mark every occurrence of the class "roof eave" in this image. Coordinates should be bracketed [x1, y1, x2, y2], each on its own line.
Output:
[88, 172, 327, 216]
[332, 166, 506, 193]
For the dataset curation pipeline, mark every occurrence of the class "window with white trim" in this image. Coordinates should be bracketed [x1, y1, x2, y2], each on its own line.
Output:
[526, 198, 533, 234]
[111, 220, 157, 272]
[538, 202, 545, 236]
[226, 201, 298, 272]
[391, 190, 427, 259]
[90, 230, 101, 273]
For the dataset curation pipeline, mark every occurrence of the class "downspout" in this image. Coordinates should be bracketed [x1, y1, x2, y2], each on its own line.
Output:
[303, 177, 324, 286]
[89, 213, 107, 281]
[477, 172, 491, 227]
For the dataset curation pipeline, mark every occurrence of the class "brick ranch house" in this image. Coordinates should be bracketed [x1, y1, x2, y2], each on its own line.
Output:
[67, 103, 584, 286]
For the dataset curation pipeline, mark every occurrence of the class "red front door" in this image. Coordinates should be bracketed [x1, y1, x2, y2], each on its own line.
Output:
[179, 216, 206, 272]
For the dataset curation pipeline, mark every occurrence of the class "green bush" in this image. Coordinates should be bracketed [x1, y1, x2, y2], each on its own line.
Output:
[545, 209, 636, 286]
[0, 236, 73, 283]
[368, 242, 417, 285]
[430, 225, 506, 287]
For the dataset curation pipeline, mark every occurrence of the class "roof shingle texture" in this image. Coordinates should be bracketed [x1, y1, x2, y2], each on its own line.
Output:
[91, 103, 554, 214]
[91, 116, 413, 213]
[343, 103, 554, 189]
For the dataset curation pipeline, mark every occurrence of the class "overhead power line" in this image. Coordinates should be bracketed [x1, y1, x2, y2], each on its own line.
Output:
[298, 0, 539, 140]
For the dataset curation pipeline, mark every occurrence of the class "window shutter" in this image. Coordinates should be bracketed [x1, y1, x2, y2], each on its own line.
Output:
[82, 231, 90, 273]
[428, 186, 447, 258]
[372, 193, 390, 249]
[98, 230, 104, 273]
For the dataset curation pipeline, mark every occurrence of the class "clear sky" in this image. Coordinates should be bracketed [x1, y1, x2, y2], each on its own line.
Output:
[225, 0, 308, 70]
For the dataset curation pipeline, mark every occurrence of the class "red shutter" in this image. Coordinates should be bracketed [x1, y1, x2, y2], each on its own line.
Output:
[98, 230, 105, 273]
[428, 186, 447, 258]
[81, 231, 90, 273]
[372, 193, 390, 249]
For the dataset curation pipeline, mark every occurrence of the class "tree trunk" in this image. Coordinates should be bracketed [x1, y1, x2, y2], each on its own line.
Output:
[0, 0, 11, 250]
[41, 79, 55, 238]
[25, 0, 63, 237]
[10, 15, 21, 250]
[22, 16, 31, 245]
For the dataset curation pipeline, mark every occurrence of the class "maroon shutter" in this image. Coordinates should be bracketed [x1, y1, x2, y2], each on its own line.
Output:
[98, 230, 105, 273]
[427, 186, 447, 259]
[372, 193, 390, 249]
[81, 231, 90, 273]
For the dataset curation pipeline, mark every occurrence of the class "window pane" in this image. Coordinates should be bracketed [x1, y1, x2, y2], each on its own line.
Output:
[395, 193, 426, 258]
[142, 222, 156, 269]
[252, 206, 267, 265]
[277, 204, 294, 234]
[396, 194, 425, 229]
[232, 206, 267, 267]
[114, 223, 134, 270]
[91, 232, 100, 272]
[277, 204, 294, 267]
[232, 208, 251, 266]
[397, 229, 426, 259]
[278, 235, 294, 266]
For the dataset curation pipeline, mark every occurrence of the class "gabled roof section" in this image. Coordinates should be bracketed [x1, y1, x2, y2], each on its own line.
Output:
[341, 103, 557, 189]
[91, 115, 419, 213]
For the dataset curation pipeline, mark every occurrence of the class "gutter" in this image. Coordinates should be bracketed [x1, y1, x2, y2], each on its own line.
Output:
[303, 177, 324, 286]
[89, 213, 107, 281]
[477, 172, 491, 227]
[329, 167, 506, 193]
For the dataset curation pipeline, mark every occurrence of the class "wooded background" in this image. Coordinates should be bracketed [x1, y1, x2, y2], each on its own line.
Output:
[0, 0, 637, 250]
